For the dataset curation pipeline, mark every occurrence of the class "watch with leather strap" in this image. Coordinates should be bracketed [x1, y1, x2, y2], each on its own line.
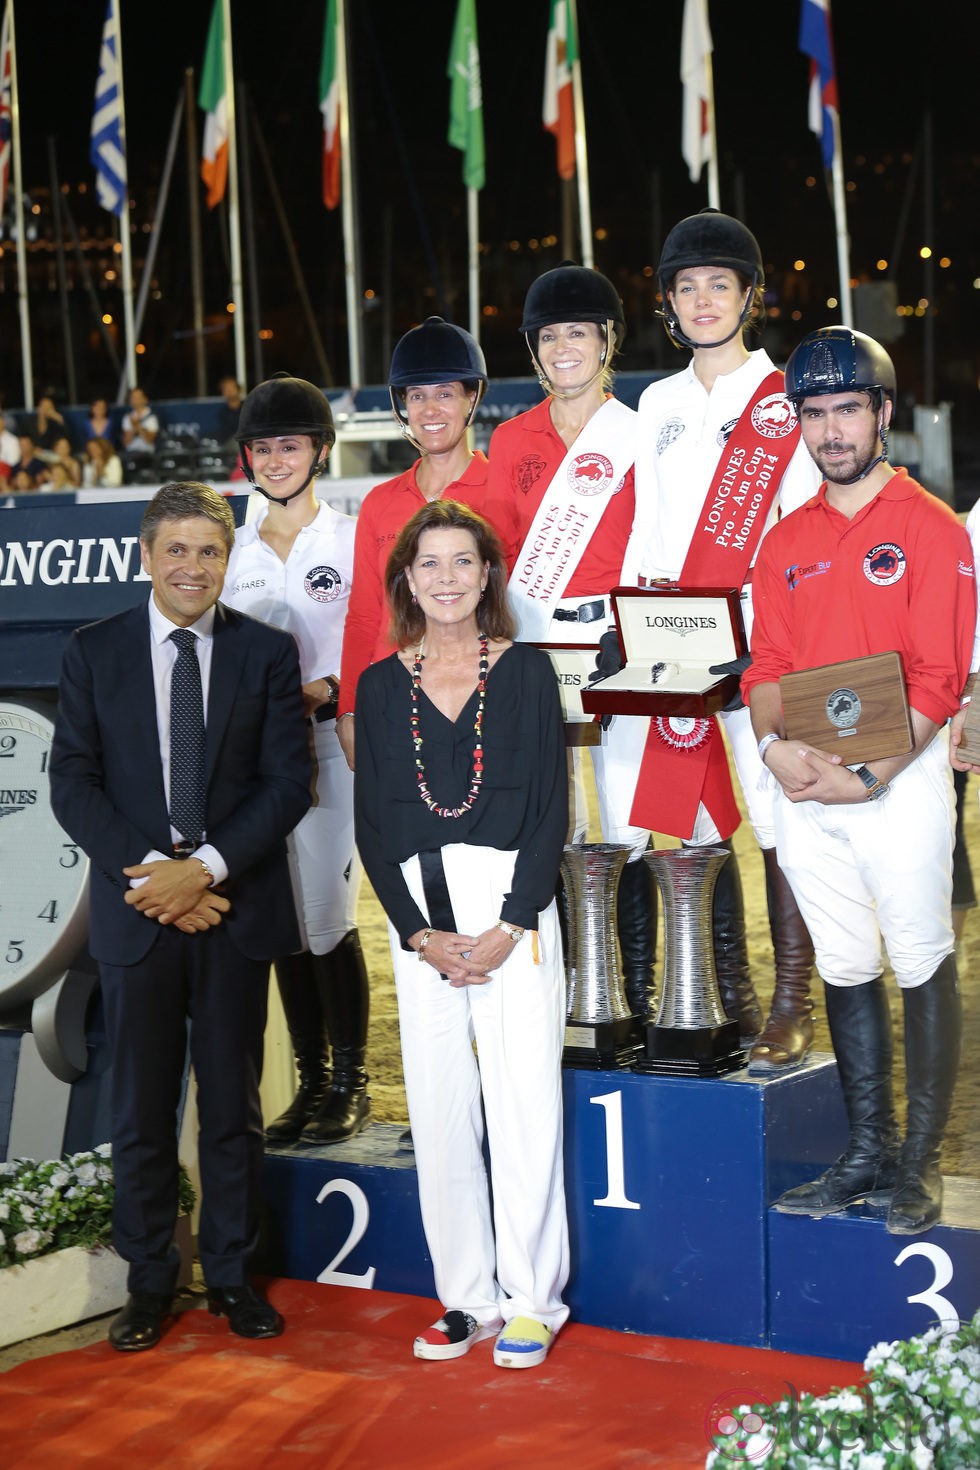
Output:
[854, 764, 889, 801]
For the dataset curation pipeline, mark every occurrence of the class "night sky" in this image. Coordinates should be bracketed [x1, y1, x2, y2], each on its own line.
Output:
[4, 0, 977, 403]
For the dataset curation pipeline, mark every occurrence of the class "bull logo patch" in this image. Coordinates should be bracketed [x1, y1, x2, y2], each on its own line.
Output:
[826, 687, 861, 730]
[305, 565, 343, 602]
[568, 452, 613, 496]
[750, 393, 798, 439]
[863, 542, 906, 587]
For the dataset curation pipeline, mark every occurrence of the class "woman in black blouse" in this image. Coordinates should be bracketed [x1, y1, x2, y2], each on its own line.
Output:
[355, 500, 569, 1371]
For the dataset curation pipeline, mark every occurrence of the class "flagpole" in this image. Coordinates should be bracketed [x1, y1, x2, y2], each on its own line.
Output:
[113, 0, 137, 395]
[221, 0, 246, 390]
[466, 187, 479, 341]
[704, 49, 720, 210]
[6, 0, 33, 409]
[829, 111, 852, 327]
[567, 0, 593, 269]
[336, 0, 362, 387]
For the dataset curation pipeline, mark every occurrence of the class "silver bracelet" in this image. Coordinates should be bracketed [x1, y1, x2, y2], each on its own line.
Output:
[757, 732, 781, 765]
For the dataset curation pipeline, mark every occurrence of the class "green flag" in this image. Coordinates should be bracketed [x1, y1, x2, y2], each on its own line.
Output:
[447, 0, 484, 191]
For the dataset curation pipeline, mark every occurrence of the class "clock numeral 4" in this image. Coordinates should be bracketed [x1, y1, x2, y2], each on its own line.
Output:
[37, 900, 59, 924]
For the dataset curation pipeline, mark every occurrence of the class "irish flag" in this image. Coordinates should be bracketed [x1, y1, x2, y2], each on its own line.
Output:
[543, 0, 575, 181]
[198, 0, 227, 210]
[320, 0, 340, 210]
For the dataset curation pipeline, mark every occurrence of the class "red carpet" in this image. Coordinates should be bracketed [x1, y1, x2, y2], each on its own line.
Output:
[0, 1281, 861, 1468]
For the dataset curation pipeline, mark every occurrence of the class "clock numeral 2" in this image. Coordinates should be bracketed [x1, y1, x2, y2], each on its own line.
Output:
[0, 735, 15, 756]
[37, 900, 59, 924]
[5, 941, 24, 964]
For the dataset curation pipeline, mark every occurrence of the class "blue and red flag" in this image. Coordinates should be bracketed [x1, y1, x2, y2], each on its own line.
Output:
[799, 0, 838, 169]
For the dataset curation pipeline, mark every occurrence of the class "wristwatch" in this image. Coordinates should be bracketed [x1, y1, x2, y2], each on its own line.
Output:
[495, 920, 525, 942]
[854, 764, 889, 801]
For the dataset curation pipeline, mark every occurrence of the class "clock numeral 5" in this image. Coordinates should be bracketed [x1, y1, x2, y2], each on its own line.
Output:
[5, 940, 24, 964]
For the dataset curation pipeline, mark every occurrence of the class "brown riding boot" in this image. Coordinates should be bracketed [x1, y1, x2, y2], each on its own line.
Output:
[748, 849, 815, 1074]
[711, 841, 763, 1045]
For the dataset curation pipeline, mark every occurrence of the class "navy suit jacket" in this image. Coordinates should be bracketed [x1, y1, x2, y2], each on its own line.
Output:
[50, 600, 312, 966]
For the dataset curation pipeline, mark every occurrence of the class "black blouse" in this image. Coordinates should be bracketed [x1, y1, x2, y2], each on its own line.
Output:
[354, 643, 568, 944]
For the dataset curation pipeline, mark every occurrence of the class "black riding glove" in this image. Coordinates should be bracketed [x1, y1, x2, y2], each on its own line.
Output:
[709, 654, 752, 713]
[588, 629, 623, 730]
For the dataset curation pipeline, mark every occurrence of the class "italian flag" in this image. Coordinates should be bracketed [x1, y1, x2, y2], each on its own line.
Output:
[320, 0, 340, 210]
[543, 0, 576, 181]
[198, 0, 227, 210]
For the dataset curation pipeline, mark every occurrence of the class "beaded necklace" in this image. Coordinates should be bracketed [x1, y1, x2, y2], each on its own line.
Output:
[411, 633, 488, 819]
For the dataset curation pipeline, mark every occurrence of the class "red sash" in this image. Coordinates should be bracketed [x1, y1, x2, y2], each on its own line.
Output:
[629, 371, 799, 840]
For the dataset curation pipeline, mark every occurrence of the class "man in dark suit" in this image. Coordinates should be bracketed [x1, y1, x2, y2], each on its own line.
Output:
[50, 481, 312, 1351]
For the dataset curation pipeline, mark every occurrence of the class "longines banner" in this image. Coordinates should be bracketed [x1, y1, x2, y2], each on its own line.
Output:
[0, 496, 250, 690]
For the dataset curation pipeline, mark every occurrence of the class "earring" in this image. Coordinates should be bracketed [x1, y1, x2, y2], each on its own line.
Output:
[411, 593, 417, 605]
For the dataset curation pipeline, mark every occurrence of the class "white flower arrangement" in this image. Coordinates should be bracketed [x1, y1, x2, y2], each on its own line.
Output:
[706, 1311, 980, 1468]
[0, 1145, 195, 1269]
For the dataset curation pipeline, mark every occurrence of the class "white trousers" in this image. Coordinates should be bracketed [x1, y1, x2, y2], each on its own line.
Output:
[287, 719, 358, 954]
[390, 845, 570, 1332]
[773, 733, 955, 989]
[567, 713, 650, 860]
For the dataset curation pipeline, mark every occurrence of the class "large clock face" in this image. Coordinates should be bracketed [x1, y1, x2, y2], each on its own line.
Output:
[0, 698, 90, 1009]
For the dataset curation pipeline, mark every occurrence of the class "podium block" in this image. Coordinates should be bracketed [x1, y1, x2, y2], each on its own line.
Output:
[260, 1125, 434, 1297]
[562, 1057, 847, 1346]
[768, 1179, 980, 1360]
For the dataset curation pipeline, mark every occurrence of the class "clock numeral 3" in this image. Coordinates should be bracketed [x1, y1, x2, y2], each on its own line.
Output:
[60, 845, 80, 869]
[37, 900, 59, 925]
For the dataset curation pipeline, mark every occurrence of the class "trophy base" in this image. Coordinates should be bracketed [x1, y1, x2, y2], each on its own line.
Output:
[633, 1019, 746, 1077]
[563, 1016, 641, 1070]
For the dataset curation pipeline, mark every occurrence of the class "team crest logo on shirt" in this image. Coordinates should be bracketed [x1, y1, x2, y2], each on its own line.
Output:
[657, 417, 685, 456]
[750, 393, 797, 439]
[305, 565, 343, 602]
[653, 716, 712, 751]
[568, 452, 613, 496]
[716, 417, 739, 447]
[517, 453, 547, 495]
[863, 542, 906, 587]
[826, 687, 862, 730]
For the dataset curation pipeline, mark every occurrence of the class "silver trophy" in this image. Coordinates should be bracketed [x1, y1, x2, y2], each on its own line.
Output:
[561, 842, 640, 1069]
[635, 846, 744, 1076]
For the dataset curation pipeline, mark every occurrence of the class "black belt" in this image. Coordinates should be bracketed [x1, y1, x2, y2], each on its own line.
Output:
[418, 850, 458, 932]
[307, 699, 338, 725]
[552, 598, 607, 624]
[172, 840, 197, 859]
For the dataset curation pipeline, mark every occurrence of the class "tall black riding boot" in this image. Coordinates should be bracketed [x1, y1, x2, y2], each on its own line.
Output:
[300, 931, 372, 1145]
[748, 849, 815, 1074]
[775, 976, 900, 1215]
[617, 855, 658, 1021]
[264, 952, 330, 1143]
[887, 955, 962, 1236]
[711, 841, 763, 1045]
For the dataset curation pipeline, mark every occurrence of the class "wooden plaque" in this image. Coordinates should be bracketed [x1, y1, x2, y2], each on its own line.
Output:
[779, 652, 913, 763]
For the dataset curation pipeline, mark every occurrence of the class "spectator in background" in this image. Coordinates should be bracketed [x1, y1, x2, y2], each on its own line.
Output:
[51, 436, 83, 489]
[13, 434, 50, 487]
[122, 387, 160, 456]
[84, 437, 124, 489]
[9, 468, 38, 492]
[215, 377, 244, 447]
[32, 394, 70, 455]
[88, 397, 117, 446]
[0, 411, 20, 466]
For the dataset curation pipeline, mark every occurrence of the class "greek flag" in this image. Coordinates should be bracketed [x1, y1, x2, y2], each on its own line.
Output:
[90, 0, 126, 216]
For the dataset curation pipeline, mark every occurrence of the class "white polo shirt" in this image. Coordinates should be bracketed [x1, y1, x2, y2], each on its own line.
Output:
[223, 498, 356, 682]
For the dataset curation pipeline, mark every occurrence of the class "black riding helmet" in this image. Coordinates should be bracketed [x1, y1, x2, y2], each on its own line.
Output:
[657, 209, 764, 350]
[388, 317, 487, 449]
[236, 374, 335, 504]
[519, 262, 626, 398]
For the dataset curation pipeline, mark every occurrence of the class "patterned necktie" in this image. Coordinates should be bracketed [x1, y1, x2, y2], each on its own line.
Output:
[168, 628, 206, 845]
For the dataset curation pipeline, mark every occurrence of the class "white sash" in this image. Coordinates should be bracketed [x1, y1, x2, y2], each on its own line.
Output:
[507, 397, 637, 642]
